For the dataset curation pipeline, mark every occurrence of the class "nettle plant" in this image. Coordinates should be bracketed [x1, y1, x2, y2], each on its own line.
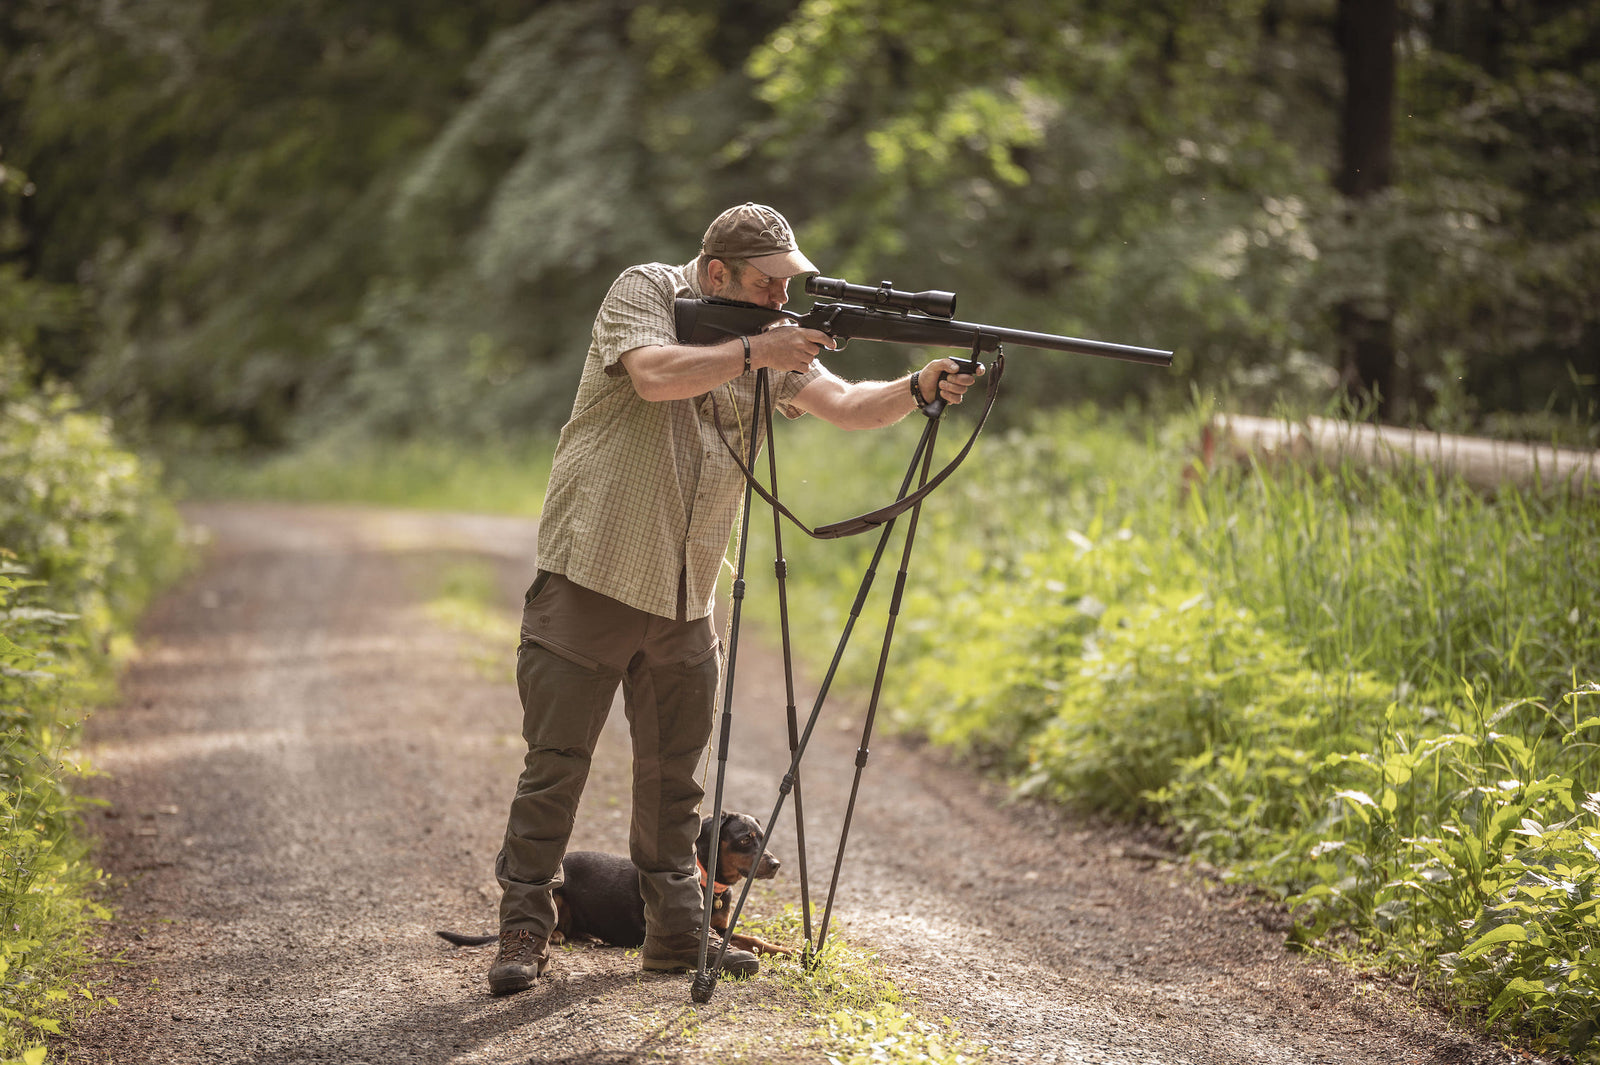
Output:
[1289, 685, 1600, 1058]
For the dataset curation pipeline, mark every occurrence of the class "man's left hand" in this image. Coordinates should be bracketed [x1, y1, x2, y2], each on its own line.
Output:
[917, 358, 984, 407]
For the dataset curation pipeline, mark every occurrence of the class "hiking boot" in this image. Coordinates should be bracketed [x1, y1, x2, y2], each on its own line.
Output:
[487, 928, 550, 996]
[641, 931, 759, 977]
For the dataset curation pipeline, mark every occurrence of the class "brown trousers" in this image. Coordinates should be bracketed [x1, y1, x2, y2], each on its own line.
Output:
[495, 571, 720, 938]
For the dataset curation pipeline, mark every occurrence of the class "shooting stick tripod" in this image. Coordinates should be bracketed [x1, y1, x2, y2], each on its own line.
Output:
[691, 342, 1003, 1004]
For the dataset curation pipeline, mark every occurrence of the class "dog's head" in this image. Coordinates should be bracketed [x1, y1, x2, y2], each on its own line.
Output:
[698, 811, 781, 887]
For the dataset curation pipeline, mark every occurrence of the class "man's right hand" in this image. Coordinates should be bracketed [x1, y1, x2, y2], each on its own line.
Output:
[752, 325, 835, 374]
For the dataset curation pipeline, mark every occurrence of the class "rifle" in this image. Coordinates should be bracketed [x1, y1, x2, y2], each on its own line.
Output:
[675, 275, 1175, 370]
[677, 272, 1172, 539]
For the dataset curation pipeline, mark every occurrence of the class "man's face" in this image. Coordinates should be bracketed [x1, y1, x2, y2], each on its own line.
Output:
[711, 261, 790, 309]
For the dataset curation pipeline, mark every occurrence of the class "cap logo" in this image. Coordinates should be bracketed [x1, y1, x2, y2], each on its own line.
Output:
[758, 216, 793, 249]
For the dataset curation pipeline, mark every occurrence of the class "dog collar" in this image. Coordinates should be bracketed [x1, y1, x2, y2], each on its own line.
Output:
[696, 859, 732, 895]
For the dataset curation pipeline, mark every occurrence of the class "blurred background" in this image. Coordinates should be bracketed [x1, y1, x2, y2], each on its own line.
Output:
[4, 7, 1599, 1058]
[3, 0, 1596, 461]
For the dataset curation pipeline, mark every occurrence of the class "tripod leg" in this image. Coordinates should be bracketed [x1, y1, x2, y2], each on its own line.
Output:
[763, 388, 814, 951]
[703, 419, 940, 980]
[691, 371, 769, 1004]
[815, 417, 942, 955]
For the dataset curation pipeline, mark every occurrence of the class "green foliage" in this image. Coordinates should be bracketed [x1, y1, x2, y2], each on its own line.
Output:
[1274, 688, 1600, 1058]
[740, 407, 1599, 1056]
[1449, 781, 1600, 1056]
[744, 0, 1329, 408]
[0, 348, 186, 1062]
[2, 0, 531, 443]
[0, 0, 804, 448]
[745, 0, 1600, 435]
[0, 160, 76, 355]
[0, 587, 113, 1064]
[5, 0, 1596, 450]
[308, 1, 681, 443]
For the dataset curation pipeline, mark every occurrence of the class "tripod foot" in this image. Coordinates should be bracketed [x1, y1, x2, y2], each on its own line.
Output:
[690, 969, 718, 1003]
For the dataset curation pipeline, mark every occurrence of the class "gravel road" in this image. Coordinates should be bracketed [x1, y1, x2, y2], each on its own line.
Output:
[68, 503, 1528, 1064]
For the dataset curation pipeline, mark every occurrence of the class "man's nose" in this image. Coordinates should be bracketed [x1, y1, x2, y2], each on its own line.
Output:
[770, 279, 789, 307]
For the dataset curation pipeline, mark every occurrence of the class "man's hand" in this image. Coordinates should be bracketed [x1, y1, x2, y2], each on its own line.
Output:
[916, 358, 984, 408]
[752, 324, 835, 375]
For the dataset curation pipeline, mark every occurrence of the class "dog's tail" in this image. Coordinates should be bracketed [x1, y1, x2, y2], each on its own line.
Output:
[435, 930, 497, 947]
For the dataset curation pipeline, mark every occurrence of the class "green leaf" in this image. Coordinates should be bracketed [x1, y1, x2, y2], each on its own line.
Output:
[1460, 922, 1529, 959]
[1487, 977, 1549, 1021]
[1336, 788, 1377, 807]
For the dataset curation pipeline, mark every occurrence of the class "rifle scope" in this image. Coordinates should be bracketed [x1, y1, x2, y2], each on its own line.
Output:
[806, 276, 957, 320]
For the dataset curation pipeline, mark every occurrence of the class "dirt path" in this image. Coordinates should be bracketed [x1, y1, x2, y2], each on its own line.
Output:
[69, 503, 1525, 1064]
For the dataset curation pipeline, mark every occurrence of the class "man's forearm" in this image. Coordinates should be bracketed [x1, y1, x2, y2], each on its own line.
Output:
[791, 360, 978, 430]
[620, 340, 748, 402]
[789, 372, 923, 431]
[621, 325, 828, 402]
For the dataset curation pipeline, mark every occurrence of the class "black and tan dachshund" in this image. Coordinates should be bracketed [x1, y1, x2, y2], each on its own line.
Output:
[437, 812, 792, 955]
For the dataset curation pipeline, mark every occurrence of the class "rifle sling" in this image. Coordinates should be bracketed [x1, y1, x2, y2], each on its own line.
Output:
[708, 353, 1005, 540]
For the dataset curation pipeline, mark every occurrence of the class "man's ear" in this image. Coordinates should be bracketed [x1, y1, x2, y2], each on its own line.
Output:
[704, 258, 728, 294]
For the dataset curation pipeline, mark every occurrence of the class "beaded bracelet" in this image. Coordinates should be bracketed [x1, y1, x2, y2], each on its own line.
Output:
[909, 371, 930, 407]
[740, 335, 751, 375]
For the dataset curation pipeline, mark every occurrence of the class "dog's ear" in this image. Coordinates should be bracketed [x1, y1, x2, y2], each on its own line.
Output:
[696, 815, 714, 869]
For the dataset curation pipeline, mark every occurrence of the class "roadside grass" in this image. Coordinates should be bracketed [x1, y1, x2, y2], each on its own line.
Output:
[169, 431, 553, 516]
[751, 908, 983, 1065]
[424, 560, 521, 681]
[738, 406, 1599, 1061]
[1, 359, 190, 1064]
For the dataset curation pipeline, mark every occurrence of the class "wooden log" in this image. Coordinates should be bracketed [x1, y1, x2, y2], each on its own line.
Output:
[1206, 414, 1600, 496]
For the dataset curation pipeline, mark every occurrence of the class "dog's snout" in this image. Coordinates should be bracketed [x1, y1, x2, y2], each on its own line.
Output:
[756, 853, 781, 879]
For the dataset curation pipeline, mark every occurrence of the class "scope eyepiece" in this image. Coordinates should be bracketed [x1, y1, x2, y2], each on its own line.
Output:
[805, 276, 957, 319]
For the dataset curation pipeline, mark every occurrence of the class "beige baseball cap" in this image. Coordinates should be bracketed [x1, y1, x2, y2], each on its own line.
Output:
[700, 202, 817, 278]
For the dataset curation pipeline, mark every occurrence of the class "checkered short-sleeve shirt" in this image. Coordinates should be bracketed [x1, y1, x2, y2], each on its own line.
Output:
[536, 260, 822, 620]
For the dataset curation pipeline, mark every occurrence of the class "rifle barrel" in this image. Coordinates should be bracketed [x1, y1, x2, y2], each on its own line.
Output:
[938, 317, 1173, 366]
[816, 303, 1174, 367]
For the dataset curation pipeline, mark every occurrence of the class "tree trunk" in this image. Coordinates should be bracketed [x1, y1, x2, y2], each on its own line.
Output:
[1335, 0, 1399, 418]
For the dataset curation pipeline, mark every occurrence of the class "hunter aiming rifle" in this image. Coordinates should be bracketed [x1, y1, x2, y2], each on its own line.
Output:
[680, 275, 1172, 1003]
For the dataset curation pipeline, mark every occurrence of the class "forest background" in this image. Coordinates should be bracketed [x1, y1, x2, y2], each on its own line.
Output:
[2, 1, 1598, 1063]
[3, 0, 1597, 451]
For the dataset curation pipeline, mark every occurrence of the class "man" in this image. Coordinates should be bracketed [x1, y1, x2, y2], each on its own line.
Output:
[489, 202, 978, 995]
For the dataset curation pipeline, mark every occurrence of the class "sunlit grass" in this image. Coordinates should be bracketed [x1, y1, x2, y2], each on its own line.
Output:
[169, 432, 554, 516]
[738, 907, 986, 1064]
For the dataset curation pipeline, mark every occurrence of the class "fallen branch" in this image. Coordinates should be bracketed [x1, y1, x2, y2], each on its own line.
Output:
[1205, 414, 1600, 496]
